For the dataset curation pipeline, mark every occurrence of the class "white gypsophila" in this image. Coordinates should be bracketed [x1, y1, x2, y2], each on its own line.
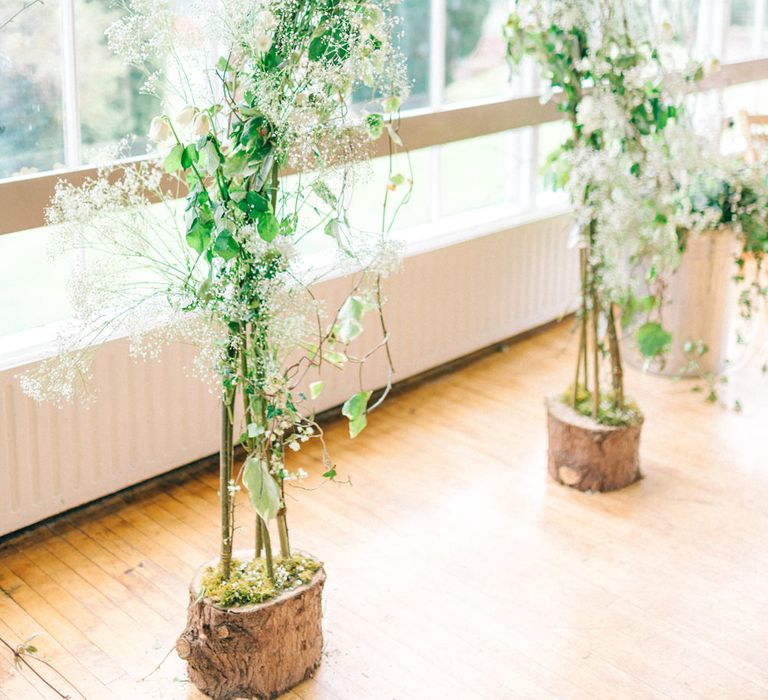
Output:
[105, 0, 174, 65]
[26, 0, 409, 412]
[576, 91, 628, 137]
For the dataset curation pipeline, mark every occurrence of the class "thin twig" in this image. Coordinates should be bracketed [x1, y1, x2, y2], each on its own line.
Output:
[0, 634, 86, 700]
[139, 644, 177, 682]
[0, 0, 42, 32]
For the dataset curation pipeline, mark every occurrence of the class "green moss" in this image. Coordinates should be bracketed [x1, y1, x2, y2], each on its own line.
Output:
[200, 555, 322, 609]
[562, 385, 642, 427]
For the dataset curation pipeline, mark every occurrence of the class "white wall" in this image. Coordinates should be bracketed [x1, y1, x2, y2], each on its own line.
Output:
[0, 213, 577, 536]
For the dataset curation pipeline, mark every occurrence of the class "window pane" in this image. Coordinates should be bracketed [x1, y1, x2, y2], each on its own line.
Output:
[0, 227, 73, 336]
[348, 148, 432, 232]
[396, 0, 431, 109]
[537, 120, 570, 208]
[439, 133, 507, 216]
[444, 0, 509, 105]
[663, 0, 701, 49]
[0, 1, 65, 179]
[75, 0, 161, 163]
[726, 0, 755, 60]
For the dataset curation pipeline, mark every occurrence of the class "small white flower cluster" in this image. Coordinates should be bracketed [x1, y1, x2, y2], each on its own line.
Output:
[512, 0, 703, 308]
[25, 0, 410, 520]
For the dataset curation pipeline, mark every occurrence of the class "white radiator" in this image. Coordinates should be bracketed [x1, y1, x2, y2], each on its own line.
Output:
[0, 212, 577, 536]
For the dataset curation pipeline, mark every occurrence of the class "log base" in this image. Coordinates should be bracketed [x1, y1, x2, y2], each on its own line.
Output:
[177, 551, 325, 700]
[546, 397, 643, 493]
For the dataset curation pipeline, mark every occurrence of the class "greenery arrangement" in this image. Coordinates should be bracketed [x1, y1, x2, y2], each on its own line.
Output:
[674, 152, 768, 316]
[22, 0, 411, 600]
[505, 0, 702, 425]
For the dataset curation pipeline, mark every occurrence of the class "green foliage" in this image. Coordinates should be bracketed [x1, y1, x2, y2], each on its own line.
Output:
[506, 1, 700, 419]
[213, 230, 240, 260]
[334, 295, 366, 343]
[200, 555, 322, 608]
[342, 390, 372, 438]
[309, 381, 325, 400]
[257, 212, 280, 242]
[620, 293, 658, 329]
[564, 386, 643, 428]
[636, 322, 673, 359]
[164, 144, 184, 172]
[243, 456, 283, 523]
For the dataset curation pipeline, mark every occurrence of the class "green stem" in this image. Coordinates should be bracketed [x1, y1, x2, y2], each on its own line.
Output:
[581, 251, 589, 395]
[591, 276, 601, 420]
[573, 244, 589, 407]
[607, 303, 624, 410]
[588, 221, 600, 420]
[261, 518, 274, 582]
[277, 507, 290, 558]
[255, 517, 264, 558]
[219, 382, 236, 581]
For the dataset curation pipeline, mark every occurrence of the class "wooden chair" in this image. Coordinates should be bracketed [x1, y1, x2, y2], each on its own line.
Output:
[739, 110, 768, 162]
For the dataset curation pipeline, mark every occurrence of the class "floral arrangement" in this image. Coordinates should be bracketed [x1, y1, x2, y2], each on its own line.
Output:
[672, 148, 768, 295]
[505, 0, 701, 425]
[23, 0, 411, 592]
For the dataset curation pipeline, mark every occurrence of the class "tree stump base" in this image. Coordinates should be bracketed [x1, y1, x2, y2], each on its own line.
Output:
[177, 551, 325, 700]
[546, 397, 643, 492]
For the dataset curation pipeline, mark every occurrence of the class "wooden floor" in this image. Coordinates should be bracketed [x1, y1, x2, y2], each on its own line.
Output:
[2, 321, 768, 699]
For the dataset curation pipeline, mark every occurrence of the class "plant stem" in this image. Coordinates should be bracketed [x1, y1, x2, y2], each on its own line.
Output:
[581, 247, 589, 395]
[607, 303, 624, 409]
[277, 507, 290, 558]
[255, 516, 263, 558]
[588, 221, 600, 419]
[0, 0, 42, 32]
[260, 518, 274, 582]
[573, 243, 589, 407]
[219, 383, 236, 581]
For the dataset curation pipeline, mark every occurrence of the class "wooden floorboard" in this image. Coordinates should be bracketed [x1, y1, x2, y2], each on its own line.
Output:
[2, 321, 768, 699]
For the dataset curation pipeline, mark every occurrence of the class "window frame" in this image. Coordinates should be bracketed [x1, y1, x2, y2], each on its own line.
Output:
[2, 1, 768, 237]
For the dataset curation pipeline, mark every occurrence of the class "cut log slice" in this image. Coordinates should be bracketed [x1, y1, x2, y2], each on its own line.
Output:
[178, 551, 325, 700]
[546, 397, 643, 493]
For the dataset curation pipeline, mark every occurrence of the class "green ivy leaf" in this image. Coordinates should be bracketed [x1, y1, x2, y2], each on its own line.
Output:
[309, 381, 325, 400]
[335, 295, 365, 343]
[164, 144, 184, 173]
[636, 322, 672, 358]
[242, 456, 282, 522]
[348, 414, 368, 439]
[322, 467, 337, 479]
[342, 390, 372, 422]
[186, 218, 213, 254]
[213, 229, 240, 260]
[258, 212, 279, 242]
[202, 140, 221, 174]
[181, 144, 199, 170]
[324, 350, 347, 368]
[222, 152, 247, 178]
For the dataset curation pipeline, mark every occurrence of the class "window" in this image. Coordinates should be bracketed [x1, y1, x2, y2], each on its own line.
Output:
[2, 0, 768, 341]
[444, 0, 510, 105]
[74, 0, 160, 163]
[0, 1, 66, 178]
[0, 0, 160, 179]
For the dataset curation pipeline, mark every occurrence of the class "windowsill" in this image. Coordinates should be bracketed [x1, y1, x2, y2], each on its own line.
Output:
[0, 202, 572, 372]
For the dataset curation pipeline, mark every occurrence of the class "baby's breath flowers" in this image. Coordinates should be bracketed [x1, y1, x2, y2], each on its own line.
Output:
[506, 0, 701, 425]
[24, 0, 412, 594]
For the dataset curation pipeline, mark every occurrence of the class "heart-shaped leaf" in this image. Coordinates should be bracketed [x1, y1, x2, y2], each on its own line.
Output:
[242, 457, 282, 522]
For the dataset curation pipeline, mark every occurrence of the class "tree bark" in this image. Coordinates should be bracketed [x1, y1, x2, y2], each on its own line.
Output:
[178, 553, 325, 700]
[546, 397, 642, 492]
